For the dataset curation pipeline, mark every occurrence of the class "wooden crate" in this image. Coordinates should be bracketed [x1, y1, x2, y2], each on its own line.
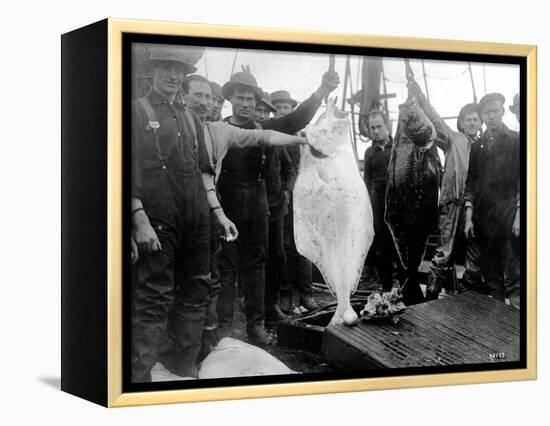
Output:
[322, 291, 520, 371]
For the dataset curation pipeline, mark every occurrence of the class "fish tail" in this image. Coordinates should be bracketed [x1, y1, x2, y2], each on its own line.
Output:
[400, 269, 425, 306]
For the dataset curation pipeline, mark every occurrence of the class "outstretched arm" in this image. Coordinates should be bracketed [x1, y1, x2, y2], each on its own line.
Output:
[407, 79, 453, 152]
[262, 71, 340, 134]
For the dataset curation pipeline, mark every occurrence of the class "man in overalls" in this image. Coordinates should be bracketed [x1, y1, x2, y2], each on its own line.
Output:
[131, 45, 213, 381]
[216, 70, 339, 345]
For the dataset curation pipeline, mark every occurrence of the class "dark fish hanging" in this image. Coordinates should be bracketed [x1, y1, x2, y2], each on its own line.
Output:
[385, 96, 440, 305]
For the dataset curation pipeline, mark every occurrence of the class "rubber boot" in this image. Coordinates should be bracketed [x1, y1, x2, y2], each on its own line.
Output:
[425, 269, 442, 301]
[172, 302, 207, 378]
[299, 293, 320, 311]
[265, 303, 288, 322]
[241, 267, 272, 345]
[216, 273, 236, 338]
[197, 293, 220, 363]
[279, 292, 292, 314]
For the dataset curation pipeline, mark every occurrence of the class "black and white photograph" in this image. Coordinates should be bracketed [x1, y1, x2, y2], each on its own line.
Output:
[128, 39, 524, 387]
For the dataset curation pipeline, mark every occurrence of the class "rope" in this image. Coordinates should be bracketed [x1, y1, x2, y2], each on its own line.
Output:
[383, 66, 469, 83]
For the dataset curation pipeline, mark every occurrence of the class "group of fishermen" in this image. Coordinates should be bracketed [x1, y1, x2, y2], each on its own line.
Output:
[131, 45, 339, 382]
[131, 44, 521, 383]
[364, 79, 521, 309]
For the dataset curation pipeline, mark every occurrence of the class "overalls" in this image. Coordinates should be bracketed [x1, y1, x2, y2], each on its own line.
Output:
[131, 92, 211, 381]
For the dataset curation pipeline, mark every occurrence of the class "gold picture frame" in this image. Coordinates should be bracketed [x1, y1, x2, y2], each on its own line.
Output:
[61, 17, 537, 407]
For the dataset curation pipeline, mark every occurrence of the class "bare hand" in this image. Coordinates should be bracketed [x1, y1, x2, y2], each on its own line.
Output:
[464, 219, 475, 240]
[512, 210, 520, 237]
[321, 71, 340, 93]
[284, 190, 291, 205]
[134, 222, 162, 253]
[218, 214, 239, 242]
[131, 236, 139, 264]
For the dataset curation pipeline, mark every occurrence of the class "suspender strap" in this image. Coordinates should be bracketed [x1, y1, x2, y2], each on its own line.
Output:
[137, 97, 159, 127]
[137, 97, 164, 162]
[254, 120, 267, 181]
[180, 108, 198, 153]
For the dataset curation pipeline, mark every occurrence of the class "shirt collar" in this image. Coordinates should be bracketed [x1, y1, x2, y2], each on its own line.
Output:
[485, 123, 509, 140]
[224, 115, 256, 128]
[147, 89, 185, 109]
[373, 137, 393, 150]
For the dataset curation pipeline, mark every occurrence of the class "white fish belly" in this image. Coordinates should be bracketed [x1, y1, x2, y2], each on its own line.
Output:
[294, 143, 373, 324]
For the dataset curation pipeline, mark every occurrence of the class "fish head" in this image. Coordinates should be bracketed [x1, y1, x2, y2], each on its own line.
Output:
[305, 98, 350, 156]
[398, 97, 436, 147]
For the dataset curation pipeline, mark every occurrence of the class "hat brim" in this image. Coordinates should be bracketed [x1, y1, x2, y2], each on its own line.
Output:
[272, 99, 298, 108]
[257, 99, 277, 113]
[222, 82, 263, 101]
[141, 59, 197, 75]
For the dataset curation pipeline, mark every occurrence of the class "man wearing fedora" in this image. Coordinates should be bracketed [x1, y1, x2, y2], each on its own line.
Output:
[255, 91, 277, 122]
[464, 92, 520, 309]
[207, 81, 225, 122]
[510, 93, 520, 124]
[131, 45, 213, 381]
[216, 70, 339, 344]
[271, 90, 320, 314]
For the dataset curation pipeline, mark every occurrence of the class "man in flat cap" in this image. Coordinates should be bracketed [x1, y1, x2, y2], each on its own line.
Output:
[464, 92, 520, 309]
[208, 81, 225, 122]
[131, 44, 213, 381]
[408, 80, 484, 300]
[216, 70, 339, 344]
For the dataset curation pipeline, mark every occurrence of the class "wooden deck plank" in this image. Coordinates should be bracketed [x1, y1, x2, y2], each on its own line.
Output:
[322, 291, 520, 371]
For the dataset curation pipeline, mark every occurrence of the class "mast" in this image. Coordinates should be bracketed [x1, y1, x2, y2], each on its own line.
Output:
[467, 62, 477, 103]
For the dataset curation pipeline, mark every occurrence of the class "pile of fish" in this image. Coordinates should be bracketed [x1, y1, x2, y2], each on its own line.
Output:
[385, 95, 440, 305]
[294, 99, 374, 326]
[198, 338, 296, 378]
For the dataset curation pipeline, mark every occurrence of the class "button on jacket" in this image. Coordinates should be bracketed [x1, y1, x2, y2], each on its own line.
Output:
[132, 89, 213, 218]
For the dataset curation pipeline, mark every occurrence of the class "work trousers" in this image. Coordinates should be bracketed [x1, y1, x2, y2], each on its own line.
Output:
[131, 175, 211, 382]
[281, 199, 313, 299]
[265, 217, 286, 308]
[480, 233, 520, 309]
[216, 178, 269, 334]
[197, 217, 223, 362]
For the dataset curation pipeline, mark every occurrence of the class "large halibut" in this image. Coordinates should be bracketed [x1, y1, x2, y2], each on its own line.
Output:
[385, 96, 440, 305]
[294, 99, 374, 325]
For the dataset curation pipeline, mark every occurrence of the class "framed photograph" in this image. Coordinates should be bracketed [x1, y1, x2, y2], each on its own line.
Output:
[61, 18, 537, 407]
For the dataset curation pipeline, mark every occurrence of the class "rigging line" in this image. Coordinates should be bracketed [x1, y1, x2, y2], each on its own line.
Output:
[348, 56, 354, 106]
[421, 59, 430, 103]
[424, 68, 469, 80]
[483, 63, 487, 95]
[467, 62, 477, 103]
[382, 64, 389, 118]
[341, 55, 350, 111]
[204, 49, 209, 80]
[356, 56, 361, 95]
[229, 49, 239, 79]
[385, 67, 469, 83]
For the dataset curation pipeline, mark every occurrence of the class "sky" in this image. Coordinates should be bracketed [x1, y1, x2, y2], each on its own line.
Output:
[136, 43, 520, 159]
